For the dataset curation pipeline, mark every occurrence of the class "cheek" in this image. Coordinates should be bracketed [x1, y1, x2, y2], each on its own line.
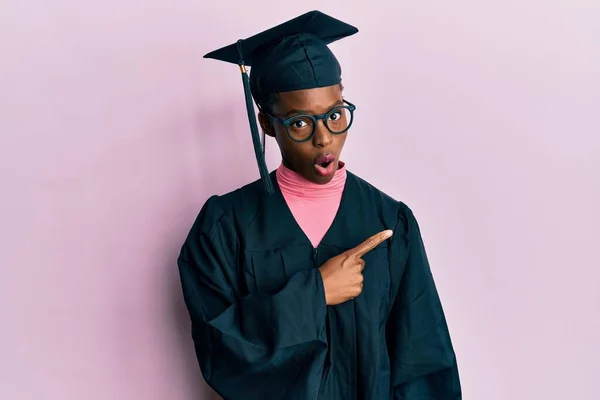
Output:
[275, 124, 289, 145]
[273, 126, 291, 150]
[276, 134, 313, 163]
[334, 133, 348, 149]
[273, 127, 294, 153]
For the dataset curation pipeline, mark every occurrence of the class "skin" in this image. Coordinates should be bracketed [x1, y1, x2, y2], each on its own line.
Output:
[319, 230, 393, 305]
[258, 84, 347, 185]
[258, 84, 393, 305]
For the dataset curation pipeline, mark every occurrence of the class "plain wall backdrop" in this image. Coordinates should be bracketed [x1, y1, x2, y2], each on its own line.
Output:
[1, 1, 599, 399]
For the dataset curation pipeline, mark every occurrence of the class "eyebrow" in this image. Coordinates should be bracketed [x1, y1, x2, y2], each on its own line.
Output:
[282, 99, 344, 118]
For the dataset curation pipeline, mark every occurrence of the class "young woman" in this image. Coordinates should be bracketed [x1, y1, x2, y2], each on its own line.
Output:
[178, 10, 462, 400]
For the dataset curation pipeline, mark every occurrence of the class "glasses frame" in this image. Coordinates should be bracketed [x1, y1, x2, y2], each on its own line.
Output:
[265, 99, 356, 143]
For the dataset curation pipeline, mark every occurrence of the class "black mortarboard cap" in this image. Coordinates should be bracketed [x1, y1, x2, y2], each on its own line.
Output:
[204, 10, 358, 194]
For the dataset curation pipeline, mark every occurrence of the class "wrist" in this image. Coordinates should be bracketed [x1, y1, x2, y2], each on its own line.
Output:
[318, 269, 331, 305]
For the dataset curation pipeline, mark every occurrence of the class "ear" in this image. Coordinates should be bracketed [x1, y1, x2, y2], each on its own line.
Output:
[258, 112, 276, 138]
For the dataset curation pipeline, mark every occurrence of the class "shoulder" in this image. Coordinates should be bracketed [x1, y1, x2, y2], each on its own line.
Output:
[190, 176, 266, 235]
[347, 171, 415, 223]
[345, 171, 422, 247]
[349, 173, 425, 253]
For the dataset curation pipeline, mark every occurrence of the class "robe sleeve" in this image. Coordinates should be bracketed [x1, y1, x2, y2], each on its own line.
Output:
[177, 196, 328, 400]
[387, 203, 462, 399]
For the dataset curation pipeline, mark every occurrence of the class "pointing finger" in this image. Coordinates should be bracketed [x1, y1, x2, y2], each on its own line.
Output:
[349, 230, 393, 258]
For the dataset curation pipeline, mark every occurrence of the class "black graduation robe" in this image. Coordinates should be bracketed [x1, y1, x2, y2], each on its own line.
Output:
[177, 170, 462, 399]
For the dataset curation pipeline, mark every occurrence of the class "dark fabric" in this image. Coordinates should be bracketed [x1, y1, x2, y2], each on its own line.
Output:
[177, 171, 462, 399]
[248, 32, 342, 107]
[203, 10, 358, 105]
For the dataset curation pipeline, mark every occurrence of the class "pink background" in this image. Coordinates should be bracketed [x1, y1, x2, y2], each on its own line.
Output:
[1, 1, 599, 399]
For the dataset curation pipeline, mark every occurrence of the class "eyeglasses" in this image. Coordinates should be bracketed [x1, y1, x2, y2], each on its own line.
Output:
[265, 100, 356, 143]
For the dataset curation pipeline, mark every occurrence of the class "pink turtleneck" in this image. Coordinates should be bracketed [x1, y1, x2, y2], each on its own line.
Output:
[276, 162, 347, 248]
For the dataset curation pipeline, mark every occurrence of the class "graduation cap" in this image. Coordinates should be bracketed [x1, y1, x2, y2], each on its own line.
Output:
[204, 10, 359, 194]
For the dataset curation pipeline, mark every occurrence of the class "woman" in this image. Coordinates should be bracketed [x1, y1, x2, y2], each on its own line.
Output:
[178, 10, 462, 400]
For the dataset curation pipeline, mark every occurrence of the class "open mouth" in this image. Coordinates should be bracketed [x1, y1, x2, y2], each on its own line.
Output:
[315, 154, 335, 165]
[314, 154, 336, 176]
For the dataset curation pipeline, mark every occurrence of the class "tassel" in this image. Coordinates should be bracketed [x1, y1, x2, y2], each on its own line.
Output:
[237, 40, 274, 194]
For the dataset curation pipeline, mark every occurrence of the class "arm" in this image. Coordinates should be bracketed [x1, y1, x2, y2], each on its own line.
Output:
[387, 204, 462, 399]
[177, 196, 328, 400]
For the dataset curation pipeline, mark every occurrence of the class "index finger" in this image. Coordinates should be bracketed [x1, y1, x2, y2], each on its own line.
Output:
[348, 230, 393, 258]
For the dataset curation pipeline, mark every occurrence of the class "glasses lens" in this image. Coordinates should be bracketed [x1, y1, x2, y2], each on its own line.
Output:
[325, 106, 353, 134]
[287, 116, 315, 142]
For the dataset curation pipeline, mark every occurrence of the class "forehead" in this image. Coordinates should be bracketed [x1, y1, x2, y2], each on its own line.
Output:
[274, 85, 342, 114]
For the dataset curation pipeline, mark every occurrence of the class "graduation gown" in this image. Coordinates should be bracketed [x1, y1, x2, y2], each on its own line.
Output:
[177, 170, 461, 399]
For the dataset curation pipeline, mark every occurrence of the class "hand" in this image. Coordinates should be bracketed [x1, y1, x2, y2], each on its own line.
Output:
[318, 230, 393, 306]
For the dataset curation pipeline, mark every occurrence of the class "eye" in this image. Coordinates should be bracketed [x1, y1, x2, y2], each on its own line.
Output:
[328, 111, 342, 121]
[291, 119, 309, 129]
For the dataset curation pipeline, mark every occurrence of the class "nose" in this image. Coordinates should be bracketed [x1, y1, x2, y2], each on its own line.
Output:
[312, 120, 333, 148]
